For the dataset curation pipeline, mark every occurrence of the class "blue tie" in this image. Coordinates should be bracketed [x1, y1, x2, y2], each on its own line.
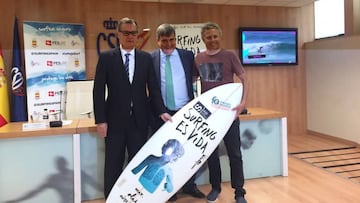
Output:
[124, 53, 130, 77]
[165, 55, 175, 110]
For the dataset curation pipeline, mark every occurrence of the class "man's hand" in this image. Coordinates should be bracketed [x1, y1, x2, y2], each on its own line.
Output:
[232, 102, 246, 119]
[96, 123, 108, 138]
[160, 113, 172, 123]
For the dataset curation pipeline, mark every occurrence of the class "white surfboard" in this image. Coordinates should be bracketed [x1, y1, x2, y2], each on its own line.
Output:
[106, 83, 243, 203]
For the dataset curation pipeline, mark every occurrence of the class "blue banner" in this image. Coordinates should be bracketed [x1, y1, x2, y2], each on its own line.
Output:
[11, 17, 27, 122]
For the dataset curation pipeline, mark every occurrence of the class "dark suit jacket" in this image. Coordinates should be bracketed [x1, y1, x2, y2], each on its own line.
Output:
[93, 47, 165, 131]
[151, 48, 195, 104]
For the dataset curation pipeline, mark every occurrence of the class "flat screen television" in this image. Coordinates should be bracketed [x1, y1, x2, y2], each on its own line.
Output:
[239, 27, 298, 66]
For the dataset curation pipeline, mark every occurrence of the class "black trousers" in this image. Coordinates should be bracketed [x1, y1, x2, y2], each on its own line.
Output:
[103, 115, 147, 198]
[207, 119, 246, 198]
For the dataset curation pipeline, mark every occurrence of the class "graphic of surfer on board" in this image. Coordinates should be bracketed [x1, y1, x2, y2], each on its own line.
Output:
[131, 139, 184, 193]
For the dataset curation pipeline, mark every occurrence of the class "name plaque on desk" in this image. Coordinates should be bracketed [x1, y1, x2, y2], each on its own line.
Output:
[22, 122, 47, 130]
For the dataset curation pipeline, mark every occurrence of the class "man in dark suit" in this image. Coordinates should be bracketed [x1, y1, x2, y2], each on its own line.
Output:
[93, 17, 171, 199]
[150, 23, 205, 202]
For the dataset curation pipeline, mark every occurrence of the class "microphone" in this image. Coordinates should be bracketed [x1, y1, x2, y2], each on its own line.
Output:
[50, 90, 63, 127]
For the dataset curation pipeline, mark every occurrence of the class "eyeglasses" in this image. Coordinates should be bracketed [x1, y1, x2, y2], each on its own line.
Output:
[119, 31, 138, 36]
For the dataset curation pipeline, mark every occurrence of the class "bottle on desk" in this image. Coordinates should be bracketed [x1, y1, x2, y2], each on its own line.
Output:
[42, 108, 49, 122]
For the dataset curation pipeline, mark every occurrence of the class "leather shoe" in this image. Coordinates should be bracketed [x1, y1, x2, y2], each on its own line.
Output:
[236, 196, 247, 203]
[207, 189, 220, 203]
[183, 186, 205, 198]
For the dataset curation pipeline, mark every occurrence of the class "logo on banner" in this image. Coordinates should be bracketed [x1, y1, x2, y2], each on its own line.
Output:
[32, 39, 38, 48]
[30, 60, 40, 67]
[45, 40, 66, 46]
[34, 91, 40, 100]
[48, 90, 62, 97]
[46, 60, 66, 67]
[74, 58, 80, 67]
[11, 66, 25, 96]
[71, 40, 80, 46]
[45, 40, 51, 46]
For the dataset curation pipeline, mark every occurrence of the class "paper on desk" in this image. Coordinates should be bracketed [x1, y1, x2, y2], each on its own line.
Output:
[62, 120, 72, 126]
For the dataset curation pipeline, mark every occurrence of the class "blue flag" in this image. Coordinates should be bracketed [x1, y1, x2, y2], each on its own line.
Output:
[11, 17, 27, 122]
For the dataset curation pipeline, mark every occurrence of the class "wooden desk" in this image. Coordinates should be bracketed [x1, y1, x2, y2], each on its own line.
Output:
[240, 107, 283, 121]
[0, 107, 287, 202]
[76, 118, 96, 134]
[0, 120, 78, 139]
[0, 107, 283, 139]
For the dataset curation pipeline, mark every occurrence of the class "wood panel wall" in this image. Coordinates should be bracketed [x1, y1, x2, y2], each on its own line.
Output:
[0, 0, 315, 135]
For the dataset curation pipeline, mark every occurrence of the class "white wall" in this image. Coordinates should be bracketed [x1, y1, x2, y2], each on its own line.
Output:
[305, 35, 360, 143]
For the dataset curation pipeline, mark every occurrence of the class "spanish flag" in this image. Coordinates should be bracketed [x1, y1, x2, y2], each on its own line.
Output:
[0, 44, 10, 127]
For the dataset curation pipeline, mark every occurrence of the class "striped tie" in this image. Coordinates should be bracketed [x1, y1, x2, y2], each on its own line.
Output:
[124, 53, 130, 77]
